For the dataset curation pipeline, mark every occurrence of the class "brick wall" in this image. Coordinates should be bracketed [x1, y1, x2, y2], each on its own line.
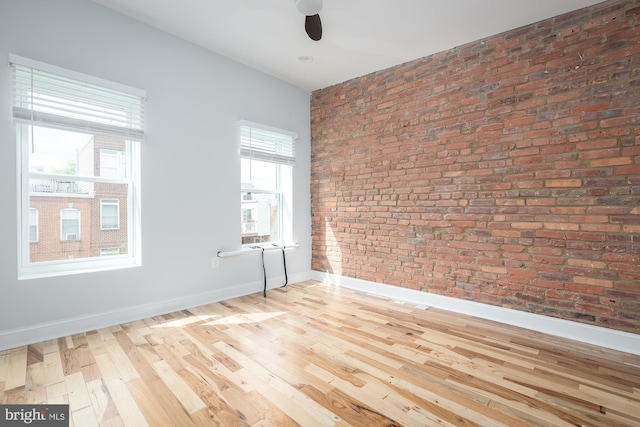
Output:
[310, 0, 640, 334]
[30, 197, 93, 262]
[29, 136, 129, 262]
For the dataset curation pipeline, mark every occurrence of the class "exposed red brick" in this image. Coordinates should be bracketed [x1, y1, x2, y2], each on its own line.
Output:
[311, 0, 640, 335]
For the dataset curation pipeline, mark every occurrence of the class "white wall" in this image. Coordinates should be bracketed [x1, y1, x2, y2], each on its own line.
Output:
[0, 0, 311, 350]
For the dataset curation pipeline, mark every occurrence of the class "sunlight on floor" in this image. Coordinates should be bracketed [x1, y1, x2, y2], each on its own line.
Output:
[151, 311, 287, 328]
[203, 312, 286, 326]
[151, 315, 219, 329]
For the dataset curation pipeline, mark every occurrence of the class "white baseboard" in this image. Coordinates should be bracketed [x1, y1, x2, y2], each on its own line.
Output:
[310, 270, 640, 356]
[4, 270, 636, 356]
[0, 271, 311, 352]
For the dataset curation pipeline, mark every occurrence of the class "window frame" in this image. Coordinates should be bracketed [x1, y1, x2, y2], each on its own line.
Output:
[12, 55, 144, 279]
[17, 128, 141, 278]
[239, 121, 295, 247]
[100, 199, 120, 230]
[60, 207, 81, 241]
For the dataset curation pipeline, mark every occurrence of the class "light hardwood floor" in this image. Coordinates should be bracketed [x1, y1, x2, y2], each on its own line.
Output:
[1, 280, 639, 426]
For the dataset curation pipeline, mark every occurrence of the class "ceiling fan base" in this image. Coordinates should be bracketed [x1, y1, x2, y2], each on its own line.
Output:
[295, 0, 323, 16]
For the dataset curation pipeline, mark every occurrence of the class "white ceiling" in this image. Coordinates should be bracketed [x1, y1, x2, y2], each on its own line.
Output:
[90, 0, 605, 92]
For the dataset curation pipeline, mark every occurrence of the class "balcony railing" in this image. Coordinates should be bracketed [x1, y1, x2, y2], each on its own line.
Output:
[30, 179, 93, 195]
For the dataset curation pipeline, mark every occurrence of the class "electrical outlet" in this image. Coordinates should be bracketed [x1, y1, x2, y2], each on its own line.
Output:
[212, 256, 220, 269]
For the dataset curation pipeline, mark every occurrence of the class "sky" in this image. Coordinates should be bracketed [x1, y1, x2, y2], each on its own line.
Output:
[29, 126, 93, 174]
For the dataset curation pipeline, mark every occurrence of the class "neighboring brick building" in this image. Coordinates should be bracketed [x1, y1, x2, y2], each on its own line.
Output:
[29, 136, 128, 262]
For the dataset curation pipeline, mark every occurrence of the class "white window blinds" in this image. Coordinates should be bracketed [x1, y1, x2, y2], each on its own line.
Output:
[10, 54, 146, 142]
[240, 120, 297, 166]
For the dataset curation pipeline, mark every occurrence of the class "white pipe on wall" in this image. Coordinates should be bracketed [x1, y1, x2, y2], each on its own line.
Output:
[217, 243, 299, 258]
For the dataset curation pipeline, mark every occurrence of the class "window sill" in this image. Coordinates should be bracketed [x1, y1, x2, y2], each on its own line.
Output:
[18, 258, 140, 280]
[217, 243, 298, 258]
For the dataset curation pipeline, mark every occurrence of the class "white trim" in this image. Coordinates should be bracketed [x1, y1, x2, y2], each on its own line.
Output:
[100, 198, 120, 230]
[0, 271, 310, 352]
[4, 269, 635, 356]
[17, 126, 141, 280]
[310, 271, 640, 356]
[18, 259, 140, 281]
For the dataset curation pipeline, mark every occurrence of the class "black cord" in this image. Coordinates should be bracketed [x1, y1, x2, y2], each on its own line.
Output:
[253, 244, 289, 297]
[260, 247, 266, 297]
[251, 246, 267, 298]
[277, 244, 288, 288]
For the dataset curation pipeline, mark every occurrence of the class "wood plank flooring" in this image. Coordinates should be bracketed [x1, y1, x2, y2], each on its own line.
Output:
[1, 280, 639, 426]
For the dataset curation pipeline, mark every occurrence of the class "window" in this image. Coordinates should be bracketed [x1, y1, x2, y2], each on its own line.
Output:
[101, 199, 120, 230]
[29, 208, 38, 243]
[240, 121, 296, 245]
[60, 208, 80, 241]
[11, 55, 145, 278]
[100, 149, 126, 178]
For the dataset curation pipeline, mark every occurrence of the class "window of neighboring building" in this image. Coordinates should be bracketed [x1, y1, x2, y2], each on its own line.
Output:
[100, 149, 126, 178]
[240, 121, 296, 246]
[60, 208, 80, 241]
[101, 199, 120, 230]
[11, 54, 145, 279]
[29, 208, 38, 243]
